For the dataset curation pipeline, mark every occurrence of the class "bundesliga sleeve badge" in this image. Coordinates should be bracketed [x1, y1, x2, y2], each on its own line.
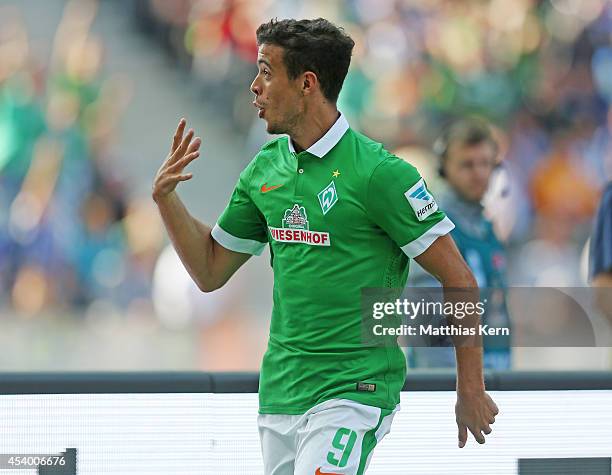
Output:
[405, 178, 438, 221]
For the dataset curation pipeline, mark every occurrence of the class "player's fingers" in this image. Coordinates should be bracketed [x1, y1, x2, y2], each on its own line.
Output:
[168, 151, 200, 172]
[159, 171, 192, 185]
[173, 128, 194, 160]
[481, 423, 492, 435]
[181, 150, 200, 167]
[468, 425, 486, 444]
[171, 119, 186, 153]
[159, 174, 192, 188]
[488, 398, 500, 416]
[185, 137, 201, 156]
[181, 128, 195, 149]
[457, 423, 467, 448]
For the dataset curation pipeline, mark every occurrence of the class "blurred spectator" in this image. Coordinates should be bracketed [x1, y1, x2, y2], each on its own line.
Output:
[407, 118, 511, 370]
[0, 0, 144, 317]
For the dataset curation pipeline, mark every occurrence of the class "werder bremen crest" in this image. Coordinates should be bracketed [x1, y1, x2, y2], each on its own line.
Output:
[317, 181, 338, 215]
[282, 204, 309, 230]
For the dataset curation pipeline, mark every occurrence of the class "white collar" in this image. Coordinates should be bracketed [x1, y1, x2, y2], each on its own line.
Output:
[287, 112, 349, 158]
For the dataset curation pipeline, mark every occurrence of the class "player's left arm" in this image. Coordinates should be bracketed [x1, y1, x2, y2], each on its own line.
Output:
[415, 235, 500, 448]
[366, 155, 499, 448]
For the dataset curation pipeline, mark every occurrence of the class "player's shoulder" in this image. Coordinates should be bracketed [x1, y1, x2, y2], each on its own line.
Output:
[256, 136, 288, 158]
[349, 129, 387, 162]
[240, 136, 288, 178]
[250, 136, 288, 165]
[349, 129, 420, 180]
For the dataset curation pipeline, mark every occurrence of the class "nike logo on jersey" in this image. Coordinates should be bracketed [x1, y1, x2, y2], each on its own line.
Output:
[315, 468, 343, 475]
[261, 183, 283, 193]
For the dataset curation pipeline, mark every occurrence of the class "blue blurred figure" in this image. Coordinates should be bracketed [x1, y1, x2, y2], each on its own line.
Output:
[590, 158, 612, 329]
[407, 118, 512, 370]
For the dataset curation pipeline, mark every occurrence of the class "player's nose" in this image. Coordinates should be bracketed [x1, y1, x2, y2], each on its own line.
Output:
[250, 77, 261, 96]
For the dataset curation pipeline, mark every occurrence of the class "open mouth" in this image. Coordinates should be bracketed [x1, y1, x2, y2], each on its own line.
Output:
[253, 101, 265, 118]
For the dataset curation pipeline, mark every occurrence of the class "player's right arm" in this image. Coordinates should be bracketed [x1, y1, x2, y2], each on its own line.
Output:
[152, 119, 251, 292]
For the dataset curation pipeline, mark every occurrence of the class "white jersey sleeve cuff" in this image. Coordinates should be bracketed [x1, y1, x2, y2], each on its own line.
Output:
[211, 223, 267, 256]
[400, 216, 455, 258]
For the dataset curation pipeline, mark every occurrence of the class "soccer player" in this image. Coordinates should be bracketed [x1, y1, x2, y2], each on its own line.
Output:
[153, 18, 499, 475]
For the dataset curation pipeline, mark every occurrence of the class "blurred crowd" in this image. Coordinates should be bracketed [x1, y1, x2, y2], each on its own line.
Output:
[0, 1, 163, 319]
[1, 0, 612, 323]
[133, 0, 612, 288]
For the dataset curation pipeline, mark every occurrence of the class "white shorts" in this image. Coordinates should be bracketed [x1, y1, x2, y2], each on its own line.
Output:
[258, 399, 399, 475]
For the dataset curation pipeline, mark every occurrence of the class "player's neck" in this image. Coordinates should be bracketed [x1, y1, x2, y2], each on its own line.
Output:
[289, 106, 340, 153]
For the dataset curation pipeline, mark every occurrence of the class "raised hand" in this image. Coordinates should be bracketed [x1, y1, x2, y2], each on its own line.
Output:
[152, 118, 201, 202]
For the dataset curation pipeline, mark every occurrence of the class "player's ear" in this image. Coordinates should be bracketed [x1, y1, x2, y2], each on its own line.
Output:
[301, 71, 317, 96]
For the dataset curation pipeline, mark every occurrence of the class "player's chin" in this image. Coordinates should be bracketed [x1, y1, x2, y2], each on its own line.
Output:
[266, 121, 283, 135]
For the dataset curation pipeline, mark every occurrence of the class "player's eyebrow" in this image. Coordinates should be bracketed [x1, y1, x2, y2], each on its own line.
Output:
[257, 59, 272, 70]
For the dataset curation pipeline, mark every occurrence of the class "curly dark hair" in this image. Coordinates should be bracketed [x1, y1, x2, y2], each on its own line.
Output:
[256, 18, 355, 103]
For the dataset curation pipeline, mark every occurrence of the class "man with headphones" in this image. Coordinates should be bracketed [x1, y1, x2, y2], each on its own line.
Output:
[407, 117, 512, 370]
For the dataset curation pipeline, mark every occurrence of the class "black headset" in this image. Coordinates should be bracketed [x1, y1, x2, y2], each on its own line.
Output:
[432, 128, 451, 179]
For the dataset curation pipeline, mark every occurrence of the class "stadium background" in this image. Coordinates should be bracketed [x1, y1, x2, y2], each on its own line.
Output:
[0, 0, 611, 372]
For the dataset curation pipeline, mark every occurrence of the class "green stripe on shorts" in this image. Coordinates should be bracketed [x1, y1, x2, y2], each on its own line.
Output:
[357, 408, 393, 475]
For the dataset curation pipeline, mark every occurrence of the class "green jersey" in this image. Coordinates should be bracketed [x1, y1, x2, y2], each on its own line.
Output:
[213, 113, 453, 414]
